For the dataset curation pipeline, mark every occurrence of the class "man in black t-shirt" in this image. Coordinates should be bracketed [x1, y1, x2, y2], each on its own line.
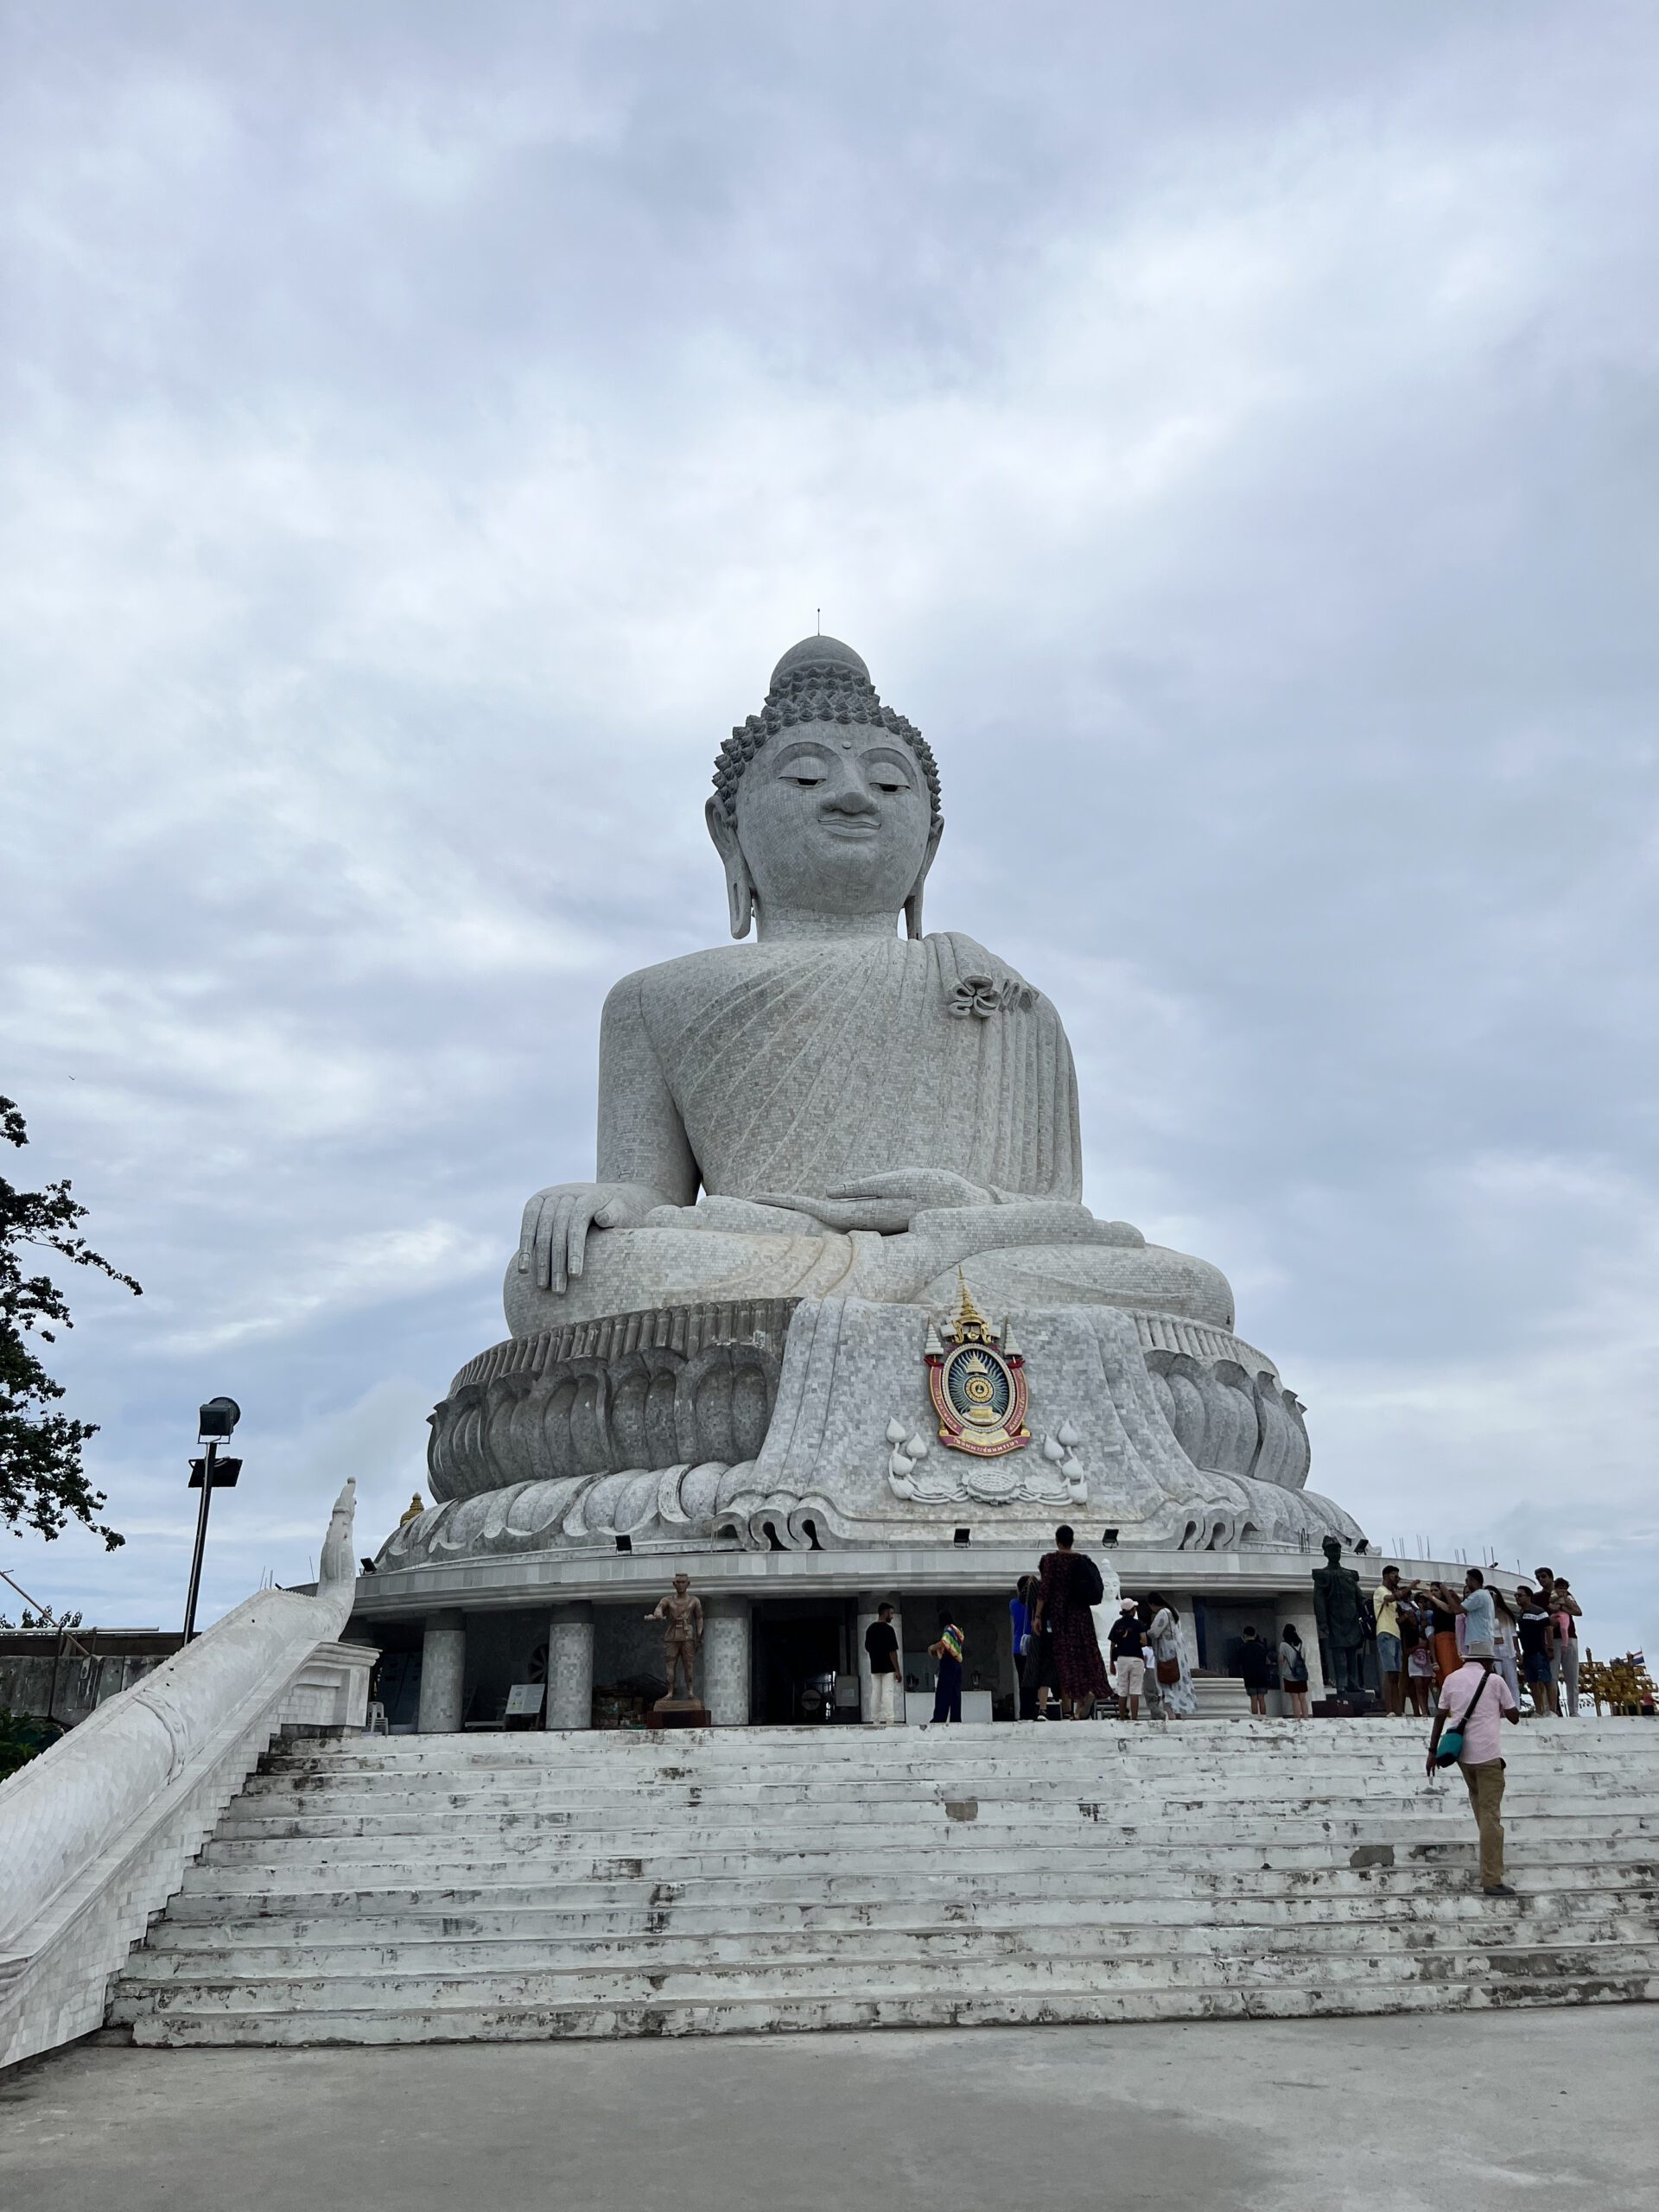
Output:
[1237, 1624, 1275, 1716]
[864, 1603, 902, 1727]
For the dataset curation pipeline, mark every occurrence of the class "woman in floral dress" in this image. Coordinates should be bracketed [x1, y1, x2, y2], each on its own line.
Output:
[1033, 1527, 1109, 1717]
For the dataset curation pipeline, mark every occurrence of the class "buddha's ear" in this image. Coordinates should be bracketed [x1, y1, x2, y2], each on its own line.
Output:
[903, 821, 944, 943]
[705, 796, 755, 940]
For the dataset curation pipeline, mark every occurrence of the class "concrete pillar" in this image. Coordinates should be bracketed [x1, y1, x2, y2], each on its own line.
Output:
[546, 1602, 594, 1731]
[702, 1596, 753, 1726]
[1172, 1593, 1203, 1680]
[417, 1610, 467, 1733]
[1281, 1595, 1326, 1700]
[855, 1591, 904, 1724]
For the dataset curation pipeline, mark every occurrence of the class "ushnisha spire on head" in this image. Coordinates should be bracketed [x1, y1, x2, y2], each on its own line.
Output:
[711, 635, 943, 833]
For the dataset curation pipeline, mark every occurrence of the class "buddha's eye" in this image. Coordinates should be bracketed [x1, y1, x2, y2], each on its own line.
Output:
[786, 767, 826, 787]
[874, 776, 909, 795]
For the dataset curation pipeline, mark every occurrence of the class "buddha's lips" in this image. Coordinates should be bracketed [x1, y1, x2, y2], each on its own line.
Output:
[816, 818, 881, 840]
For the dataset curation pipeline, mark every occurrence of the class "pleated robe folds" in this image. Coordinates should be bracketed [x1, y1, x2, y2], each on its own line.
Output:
[639, 931, 1084, 1205]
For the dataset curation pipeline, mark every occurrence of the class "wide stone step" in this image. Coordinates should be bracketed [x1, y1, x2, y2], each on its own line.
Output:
[270, 1716, 1641, 1750]
[136, 1882, 1659, 1951]
[259, 1734, 1659, 1787]
[254, 1726, 1649, 1763]
[109, 1935, 1659, 2023]
[212, 1788, 1659, 1843]
[246, 1766, 1654, 1806]
[176, 1853, 1655, 1904]
[114, 1897, 1659, 1986]
[190, 1811, 1659, 1873]
[170, 1843, 1659, 1913]
[265, 1768, 1656, 1796]
[224, 1770, 1659, 1822]
[261, 1744, 1659, 1787]
[124, 1968, 1659, 2047]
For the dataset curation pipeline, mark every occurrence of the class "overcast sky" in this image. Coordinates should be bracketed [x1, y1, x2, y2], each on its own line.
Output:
[3, 3, 1656, 1658]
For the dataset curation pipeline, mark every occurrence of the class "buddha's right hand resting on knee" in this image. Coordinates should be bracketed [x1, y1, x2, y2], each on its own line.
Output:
[517, 1182, 670, 1294]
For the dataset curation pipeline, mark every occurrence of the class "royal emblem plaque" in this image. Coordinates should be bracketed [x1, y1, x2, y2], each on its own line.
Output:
[925, 1281, 1030, 1457]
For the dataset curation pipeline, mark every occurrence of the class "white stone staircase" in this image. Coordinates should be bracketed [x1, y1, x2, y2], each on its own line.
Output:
[107, 1719, 1659, 2044]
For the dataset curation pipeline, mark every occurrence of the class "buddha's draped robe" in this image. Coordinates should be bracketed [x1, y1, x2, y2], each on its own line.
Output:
[638, 931, 1083, 1204]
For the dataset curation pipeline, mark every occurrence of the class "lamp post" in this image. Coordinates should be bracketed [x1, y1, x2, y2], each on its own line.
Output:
[182, 1395, 243, 1641]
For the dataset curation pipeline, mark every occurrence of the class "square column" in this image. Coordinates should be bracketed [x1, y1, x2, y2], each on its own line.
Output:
[416, 1610, 467, 1733]
[1279, 1594, 1326, 1700]
[856, 1591, 903, 1724]
[546, 1601, 594, 1731]
[702, 1596, 752, 1726]
[1171, 1592, 1202, 1678]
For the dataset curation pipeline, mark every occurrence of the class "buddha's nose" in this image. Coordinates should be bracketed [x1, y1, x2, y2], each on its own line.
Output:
[819, 763, 880, 816]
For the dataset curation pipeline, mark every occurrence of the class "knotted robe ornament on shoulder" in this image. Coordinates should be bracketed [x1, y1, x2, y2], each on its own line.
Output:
[925, 1279, 1030, 1458]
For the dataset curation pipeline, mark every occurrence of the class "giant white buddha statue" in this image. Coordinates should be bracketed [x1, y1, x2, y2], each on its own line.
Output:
[506, 634, 1231, 1337]
[380, 632, 1362, 1571]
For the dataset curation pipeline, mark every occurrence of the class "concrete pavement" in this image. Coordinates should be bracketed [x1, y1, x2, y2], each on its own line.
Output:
[3, 2011, 1654, 2212]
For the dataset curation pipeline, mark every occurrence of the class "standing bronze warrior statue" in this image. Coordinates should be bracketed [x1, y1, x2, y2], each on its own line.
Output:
[647, 1573, 703, 1702]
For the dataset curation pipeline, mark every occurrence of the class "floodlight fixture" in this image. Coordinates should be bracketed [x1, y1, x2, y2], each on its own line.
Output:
[183, 1395, 245, 1640]
[198, 1396, 241, 1440]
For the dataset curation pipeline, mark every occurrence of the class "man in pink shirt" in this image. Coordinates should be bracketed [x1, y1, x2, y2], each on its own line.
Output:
[1427, 1656, 1521, 1895]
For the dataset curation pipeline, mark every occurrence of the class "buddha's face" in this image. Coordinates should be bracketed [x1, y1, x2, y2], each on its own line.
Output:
[732, 722, 934, 920]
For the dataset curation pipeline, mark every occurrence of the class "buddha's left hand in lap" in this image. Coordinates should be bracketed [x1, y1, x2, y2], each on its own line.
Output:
[745, 1168, 994, 1234]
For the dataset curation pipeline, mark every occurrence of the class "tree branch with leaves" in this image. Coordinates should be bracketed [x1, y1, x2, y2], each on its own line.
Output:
[2, 1096, 141, 1550]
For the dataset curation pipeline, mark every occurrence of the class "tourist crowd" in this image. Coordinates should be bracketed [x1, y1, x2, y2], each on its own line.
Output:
[861, 1540, 1585, 1734]
[1374, 1562, 1582, 1721]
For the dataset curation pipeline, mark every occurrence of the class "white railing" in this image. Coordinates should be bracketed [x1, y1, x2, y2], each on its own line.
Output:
[0, 1481, 374, 2069]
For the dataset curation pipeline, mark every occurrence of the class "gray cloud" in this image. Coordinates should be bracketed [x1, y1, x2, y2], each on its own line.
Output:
[3, 3, 1656, 1658]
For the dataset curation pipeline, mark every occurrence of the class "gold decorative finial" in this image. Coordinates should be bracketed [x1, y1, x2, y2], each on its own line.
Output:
[398, 1491, 426, 1526]
[953, 1269, 988, 1338]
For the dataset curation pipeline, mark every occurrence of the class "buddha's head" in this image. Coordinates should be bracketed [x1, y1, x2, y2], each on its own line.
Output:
[707, 636, 943, 940]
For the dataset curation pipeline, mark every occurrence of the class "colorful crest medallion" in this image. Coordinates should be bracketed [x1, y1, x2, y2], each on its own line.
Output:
[925, 1280, 1030, 1458]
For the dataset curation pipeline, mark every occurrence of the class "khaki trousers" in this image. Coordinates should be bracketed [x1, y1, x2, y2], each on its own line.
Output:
[1460, 1758, 1507, 1888]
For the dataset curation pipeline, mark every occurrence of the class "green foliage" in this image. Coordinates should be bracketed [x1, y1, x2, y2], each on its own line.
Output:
[1, 1096, 141, 1551]
[0, 1705, 64, 1781]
